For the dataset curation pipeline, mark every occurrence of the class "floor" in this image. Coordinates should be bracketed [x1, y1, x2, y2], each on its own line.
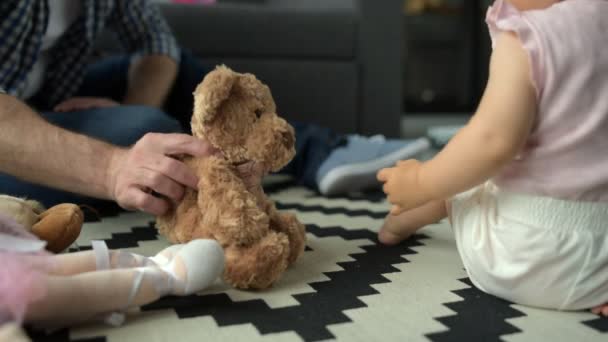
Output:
[30, 175, 608, 342]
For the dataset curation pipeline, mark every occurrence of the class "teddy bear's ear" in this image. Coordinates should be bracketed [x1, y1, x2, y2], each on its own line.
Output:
[191, 65, 238, 134]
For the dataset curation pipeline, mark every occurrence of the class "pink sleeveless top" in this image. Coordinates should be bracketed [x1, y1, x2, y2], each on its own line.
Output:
[487, 0, 608, 202]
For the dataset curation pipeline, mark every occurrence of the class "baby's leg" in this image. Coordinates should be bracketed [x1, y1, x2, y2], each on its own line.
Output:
[378, 200, 447, 245]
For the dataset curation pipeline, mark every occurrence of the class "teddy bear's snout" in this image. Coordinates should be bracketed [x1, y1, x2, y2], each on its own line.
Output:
[280, 129, 294, 149]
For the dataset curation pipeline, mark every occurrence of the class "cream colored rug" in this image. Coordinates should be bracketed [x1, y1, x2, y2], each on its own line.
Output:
[30, 176, 608, 342]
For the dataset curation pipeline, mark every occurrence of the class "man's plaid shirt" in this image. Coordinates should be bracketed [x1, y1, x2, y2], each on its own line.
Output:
[0, 0, 180, 108]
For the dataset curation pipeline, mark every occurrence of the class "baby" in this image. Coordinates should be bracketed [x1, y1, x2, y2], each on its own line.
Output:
[378, 0, 608, 315]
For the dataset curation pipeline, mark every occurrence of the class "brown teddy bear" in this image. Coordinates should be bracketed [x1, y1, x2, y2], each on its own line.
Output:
[157, 65, 306, 289]
[0, 195, 83, 253]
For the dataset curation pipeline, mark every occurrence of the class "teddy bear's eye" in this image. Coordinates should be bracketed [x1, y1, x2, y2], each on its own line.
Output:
[255, 109, 263, 119]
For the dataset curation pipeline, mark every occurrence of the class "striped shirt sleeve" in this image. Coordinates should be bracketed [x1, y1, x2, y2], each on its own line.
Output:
[106, 0, 180, 62]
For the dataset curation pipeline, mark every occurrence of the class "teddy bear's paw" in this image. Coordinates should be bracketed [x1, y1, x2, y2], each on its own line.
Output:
[32, 203, 83, 253]
[224, 231, 291, 290]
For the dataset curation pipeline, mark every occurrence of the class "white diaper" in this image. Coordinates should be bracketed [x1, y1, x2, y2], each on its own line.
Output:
[450, 182, 608, 310]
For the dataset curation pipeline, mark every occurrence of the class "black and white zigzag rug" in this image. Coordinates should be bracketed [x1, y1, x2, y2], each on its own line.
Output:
[30, 175, 608, 342]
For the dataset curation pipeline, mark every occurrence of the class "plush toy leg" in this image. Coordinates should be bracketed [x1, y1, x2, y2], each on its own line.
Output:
[268, 208, 306, 265]
[26, 240, 224, 327]
[90, 239, 224, 296]
[224, 231, 291, 289]
[25, 268, 166, 327]
[32, 204, 83, 253]
[47, 247, 155, 276]
[46, 245, 158, 276]
[50, 241, 222, 282]
[157, 239, 225, 295]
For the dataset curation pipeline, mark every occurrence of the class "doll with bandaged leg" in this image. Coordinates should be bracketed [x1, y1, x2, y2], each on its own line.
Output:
[0, 212, 224, 329]
[377, 0, 608, 316]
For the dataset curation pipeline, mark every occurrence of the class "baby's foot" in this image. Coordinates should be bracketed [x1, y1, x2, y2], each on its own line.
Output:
[378, 213, 420, 246]
[591, 303, 608, 316]
[157, 239, 225, 296]
[378, 200, 447, 245]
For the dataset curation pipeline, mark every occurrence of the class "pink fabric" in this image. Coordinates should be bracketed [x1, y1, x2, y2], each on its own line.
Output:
[487, 0, 608, 202]
[0, 213, 39, 240]
[0, 214, 52, 325]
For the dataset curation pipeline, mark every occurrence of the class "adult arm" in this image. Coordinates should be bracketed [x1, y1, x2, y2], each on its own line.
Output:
[0, 94, 114, 199]
[107, 0, 180, 108]
[123, 55, 178, 108]
[0, 94, 215, 215]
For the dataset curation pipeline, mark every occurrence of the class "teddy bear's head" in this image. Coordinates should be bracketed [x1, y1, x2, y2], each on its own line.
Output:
[191, 65, 295, 172]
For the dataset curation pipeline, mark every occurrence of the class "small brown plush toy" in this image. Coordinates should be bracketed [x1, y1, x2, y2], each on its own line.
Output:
[157, 65, 306, 289]
[0, 195, 83, 253]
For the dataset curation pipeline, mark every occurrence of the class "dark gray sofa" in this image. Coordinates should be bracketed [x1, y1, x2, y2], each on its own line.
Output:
[147, 0, 404, 137]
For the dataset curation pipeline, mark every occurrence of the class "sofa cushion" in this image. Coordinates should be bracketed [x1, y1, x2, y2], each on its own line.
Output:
[199, 58, 358, 133]
[158, 1, 357, 59]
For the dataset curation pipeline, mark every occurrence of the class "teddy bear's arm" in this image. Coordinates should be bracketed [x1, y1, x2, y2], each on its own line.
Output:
[196, 157, 270, 247]
[266, 204, 306, 265]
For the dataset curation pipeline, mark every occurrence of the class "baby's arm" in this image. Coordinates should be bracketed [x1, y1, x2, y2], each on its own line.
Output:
[420, 32, 537, 200]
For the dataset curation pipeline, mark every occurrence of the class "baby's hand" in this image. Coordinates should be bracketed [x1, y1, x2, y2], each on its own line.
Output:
[377, 159, 431, 215]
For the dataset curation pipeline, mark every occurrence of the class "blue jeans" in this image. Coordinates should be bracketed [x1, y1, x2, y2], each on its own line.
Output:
[0, 52, 338, 207]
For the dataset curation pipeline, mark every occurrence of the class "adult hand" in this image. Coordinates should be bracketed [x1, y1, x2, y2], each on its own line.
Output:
[377, 159, 432, 215]
[54, 97, 120, 112]
[107, 133, 218, 215]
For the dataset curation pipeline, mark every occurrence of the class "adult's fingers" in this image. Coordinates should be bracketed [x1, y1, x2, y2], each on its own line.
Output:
[142, 133, 218, 158]
[390, 204, 406, 216]
[149, 155, 199, 189]
[382, 182, 391, 195]
[396, 159, 412, 167]
[138, 167, 185, 202]
[121, 187, 170, 216]
[377, 168, 391, 182]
